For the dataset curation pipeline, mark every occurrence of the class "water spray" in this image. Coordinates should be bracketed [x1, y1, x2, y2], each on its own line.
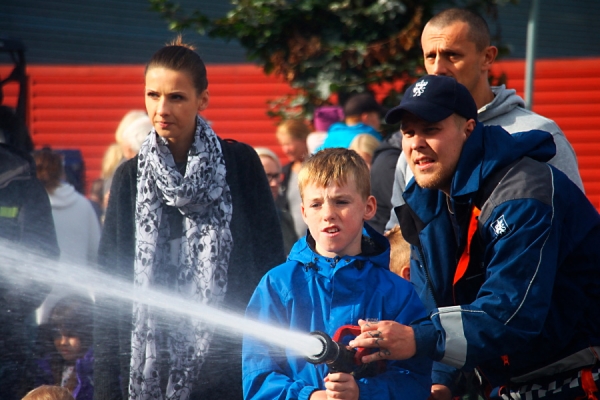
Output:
[0, 240, 323, 359]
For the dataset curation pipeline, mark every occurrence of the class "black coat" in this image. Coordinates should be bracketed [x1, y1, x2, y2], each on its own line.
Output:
[94, 138, 285, 400]
[369, 133, 402, 233]
[0, 144, 59, 400]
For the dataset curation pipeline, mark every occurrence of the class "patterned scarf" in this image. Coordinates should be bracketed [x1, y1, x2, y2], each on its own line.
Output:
[130, 116, 233, 400]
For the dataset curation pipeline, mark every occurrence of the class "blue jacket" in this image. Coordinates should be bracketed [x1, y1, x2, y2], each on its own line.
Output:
[242, 224, 432, 400]
[319, 122, 382, 150]
[396, 123, 600, 390]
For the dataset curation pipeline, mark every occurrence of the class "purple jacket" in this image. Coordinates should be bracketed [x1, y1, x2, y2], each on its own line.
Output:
[35, 348, 94, 400]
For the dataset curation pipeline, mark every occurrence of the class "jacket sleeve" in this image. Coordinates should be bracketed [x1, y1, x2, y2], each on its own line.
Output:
[242, 272, 322, 400]
[94, 159, 137, 400]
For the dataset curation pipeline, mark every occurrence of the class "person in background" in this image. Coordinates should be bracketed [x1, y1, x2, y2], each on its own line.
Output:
[119, 113, 152, 160]
[33, 148, 100, 326]
[99, 143, 123, 210]
[348, 133, 381, 168]
[384, 225, 410, 281]
[100, 110, 149, 209]
[31, 295, 94, 400]
[243, 148, 432, 400]
[34, 148, 101, 267]
[87, 178, 104, 223]
[22, 385, 74, 400]
[95, 37, 284, 400]
[254, 147, 298, 255]
[368, 129, 402, 234]
[276, 118, 310, 239]
[387, 7, 583, 230]
[0, 107, 59, 400]
[306, 105, 344, 154]
[319, 92, 383, 150]
[350, 75, 600, 400]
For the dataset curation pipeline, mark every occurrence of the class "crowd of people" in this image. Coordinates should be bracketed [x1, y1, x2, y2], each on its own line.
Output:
[0, 6, 599, 400]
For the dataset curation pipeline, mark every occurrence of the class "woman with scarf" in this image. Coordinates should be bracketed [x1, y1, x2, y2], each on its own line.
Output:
[94, 38, 285, 400]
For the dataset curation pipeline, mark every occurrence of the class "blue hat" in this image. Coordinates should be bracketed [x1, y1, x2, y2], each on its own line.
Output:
[385, 75, 478, 124]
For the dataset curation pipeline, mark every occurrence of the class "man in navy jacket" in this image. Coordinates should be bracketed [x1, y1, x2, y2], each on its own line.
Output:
[350, 75, 600, 400]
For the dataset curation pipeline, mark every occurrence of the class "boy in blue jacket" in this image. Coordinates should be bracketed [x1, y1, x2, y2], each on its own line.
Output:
[242, 148, 432, 400]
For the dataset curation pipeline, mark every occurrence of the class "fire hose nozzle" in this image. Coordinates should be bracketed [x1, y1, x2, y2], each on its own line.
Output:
[305, 331, 357, 374]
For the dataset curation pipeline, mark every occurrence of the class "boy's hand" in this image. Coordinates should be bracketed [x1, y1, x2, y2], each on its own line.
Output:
[348, 319, 416, 362]
[324, 372, 359, 400]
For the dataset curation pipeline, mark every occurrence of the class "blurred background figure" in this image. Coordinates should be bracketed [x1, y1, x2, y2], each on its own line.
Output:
[275, 119, 310, 238]
[349, 133, 381, 168]
[33, 148, 100, 325]
[319, 92, 383, 150]
[255, 147, 297, 255]
[99, 143, 123, 209]
[30, 295, 94, 400]
[368, 130, 402, 233]
[306, 105, 343, 154]
[119, 113, 152, 160]
[100, 110, 148, 208]
[87, 178, 104, 223]
[0, 106, 59, 400]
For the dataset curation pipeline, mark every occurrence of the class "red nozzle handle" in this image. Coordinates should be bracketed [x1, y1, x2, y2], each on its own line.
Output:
[332, 325, 368, 366]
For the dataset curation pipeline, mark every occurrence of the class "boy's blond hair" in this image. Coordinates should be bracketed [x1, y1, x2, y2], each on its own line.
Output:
[22, 385, 74, 400]
[298, 148, 371, 199]
[385, 225, 411, 279]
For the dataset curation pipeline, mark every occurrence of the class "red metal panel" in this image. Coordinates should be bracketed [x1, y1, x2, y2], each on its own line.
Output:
[1, 59, 599, 211]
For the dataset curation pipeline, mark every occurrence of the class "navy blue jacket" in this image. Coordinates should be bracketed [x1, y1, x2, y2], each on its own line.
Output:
[397, 123, 600, 390]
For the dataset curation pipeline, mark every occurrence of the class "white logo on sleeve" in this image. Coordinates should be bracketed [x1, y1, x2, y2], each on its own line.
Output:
[413, 81, 428, 97]
[491, 215, 511, 238]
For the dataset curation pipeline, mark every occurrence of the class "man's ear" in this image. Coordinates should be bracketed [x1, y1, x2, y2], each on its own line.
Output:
[465, 119, 476, 139]
[197, 89, 210, 112]
[482, 45, 498, 71]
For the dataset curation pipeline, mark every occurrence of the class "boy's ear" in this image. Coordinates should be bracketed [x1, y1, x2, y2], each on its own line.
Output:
[364, 195, 377, 220]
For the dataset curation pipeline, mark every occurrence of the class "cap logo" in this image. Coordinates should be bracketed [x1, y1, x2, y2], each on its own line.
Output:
[412, 81, 428, 97]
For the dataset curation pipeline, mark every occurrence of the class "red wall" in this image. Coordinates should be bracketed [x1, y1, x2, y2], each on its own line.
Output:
[1, 58, 599, 209]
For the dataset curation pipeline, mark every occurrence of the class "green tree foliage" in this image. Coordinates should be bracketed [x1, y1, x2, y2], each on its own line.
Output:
[150, 0, 512, 120]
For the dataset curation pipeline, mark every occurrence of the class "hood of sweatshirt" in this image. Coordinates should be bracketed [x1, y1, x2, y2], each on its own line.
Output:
[49, 182, 80, 209]
[478, 85, 525, 124]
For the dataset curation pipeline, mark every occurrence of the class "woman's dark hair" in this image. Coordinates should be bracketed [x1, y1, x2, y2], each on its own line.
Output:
[145, 36, 208, 93]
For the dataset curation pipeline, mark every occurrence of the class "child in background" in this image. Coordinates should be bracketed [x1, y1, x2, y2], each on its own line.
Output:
[242, 148, 431, 400]
[33, 295, 94, 400]
[384, 225, 411, 281]
[22, 385, 74, 400]
[349, 133, 381, 168]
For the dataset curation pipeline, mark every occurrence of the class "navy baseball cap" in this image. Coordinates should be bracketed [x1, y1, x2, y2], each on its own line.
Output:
[385, 75, 478, 124]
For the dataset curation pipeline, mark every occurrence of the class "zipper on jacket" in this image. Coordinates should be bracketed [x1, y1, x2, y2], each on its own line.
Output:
[417, 246, 439, 309]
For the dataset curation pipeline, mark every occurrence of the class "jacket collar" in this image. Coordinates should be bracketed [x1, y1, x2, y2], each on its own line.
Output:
[288, 222, 390, 279]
